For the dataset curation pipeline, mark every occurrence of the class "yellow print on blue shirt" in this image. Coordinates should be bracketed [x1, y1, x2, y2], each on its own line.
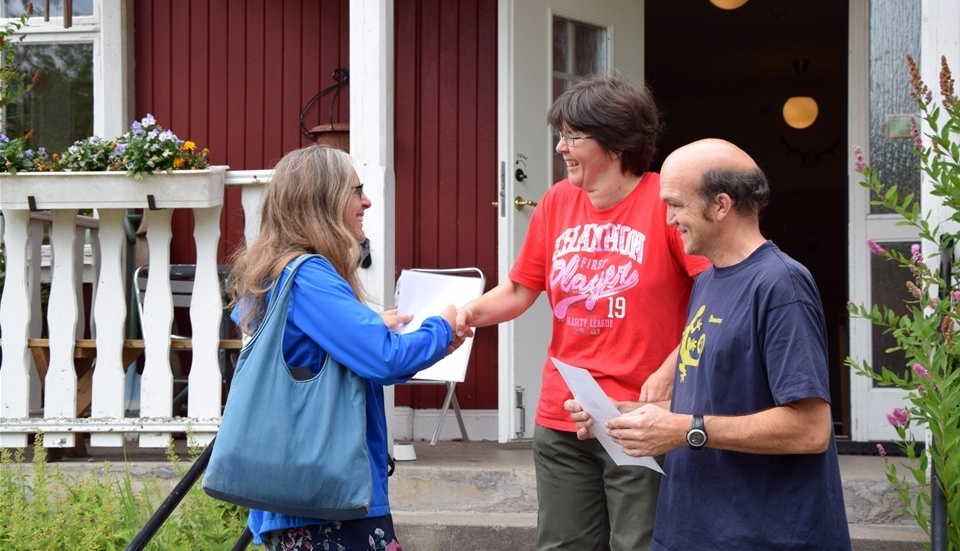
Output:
[678, 304, 711, 382]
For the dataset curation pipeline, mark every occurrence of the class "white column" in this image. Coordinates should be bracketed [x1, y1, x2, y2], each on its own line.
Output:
[921, 0, 960, 241]
[96, 0, 134, 138]
[350, 0, 398, 444]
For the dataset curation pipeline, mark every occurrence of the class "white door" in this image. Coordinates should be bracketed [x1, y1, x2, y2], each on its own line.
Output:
[496, 0, 645, 441]
[847, 0, 922, 441]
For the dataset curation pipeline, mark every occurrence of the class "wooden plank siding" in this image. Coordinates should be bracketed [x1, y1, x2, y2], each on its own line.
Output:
[133, 0, 498, 410]
[393, 0, 499, 409]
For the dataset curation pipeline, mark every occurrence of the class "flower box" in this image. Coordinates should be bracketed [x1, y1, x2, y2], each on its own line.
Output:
[0, 166, 228, 211]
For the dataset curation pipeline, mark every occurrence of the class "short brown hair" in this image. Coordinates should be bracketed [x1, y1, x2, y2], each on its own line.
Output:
[547, 72, 662, 175]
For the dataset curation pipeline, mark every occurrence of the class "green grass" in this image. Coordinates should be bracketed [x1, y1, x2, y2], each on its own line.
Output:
[0, 435, 259, 550]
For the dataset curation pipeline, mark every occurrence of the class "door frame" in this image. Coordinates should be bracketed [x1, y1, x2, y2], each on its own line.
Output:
[495, 0, 645, 442]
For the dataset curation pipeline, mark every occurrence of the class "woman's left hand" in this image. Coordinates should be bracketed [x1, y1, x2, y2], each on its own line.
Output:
[381, 309, 414, 332]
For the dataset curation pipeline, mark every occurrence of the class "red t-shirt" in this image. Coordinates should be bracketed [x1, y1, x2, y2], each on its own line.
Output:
[510, 173, 711, 432]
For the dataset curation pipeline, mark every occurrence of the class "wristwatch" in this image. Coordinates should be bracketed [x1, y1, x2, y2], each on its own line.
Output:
[686, 414, 707, 450]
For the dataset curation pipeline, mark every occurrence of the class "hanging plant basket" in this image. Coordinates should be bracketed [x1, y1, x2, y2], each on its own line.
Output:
[0, 166, 228, 211]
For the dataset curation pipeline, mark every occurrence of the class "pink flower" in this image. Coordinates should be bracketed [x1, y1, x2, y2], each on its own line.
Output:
[877, 443, 887, 458]
[867, 239, 885, 255]
[386, 540, 402, 551]
[906, 281, 922, 299]
[912, 244, 923, 263]
[853, 146, 867, 173]
[913, 363, 930, 378]
[886, 407, 909, 427]
[909, 116, 925, 153]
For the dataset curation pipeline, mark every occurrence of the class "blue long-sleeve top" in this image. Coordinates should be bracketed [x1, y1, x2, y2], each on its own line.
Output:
[231, 255, 453, 544]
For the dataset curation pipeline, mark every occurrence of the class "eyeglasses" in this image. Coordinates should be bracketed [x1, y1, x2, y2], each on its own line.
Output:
[558, 131, 593, 147]
[352, 183, 364, 197]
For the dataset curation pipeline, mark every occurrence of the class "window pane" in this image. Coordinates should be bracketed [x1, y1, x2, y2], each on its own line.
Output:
[868, 2, 921, 215]
[2, 0, 93, 18]
[4, 43, 93, 153]
[869, 241, 917, 382]
[552, 19, 569, 76]
[551, 16, 607, 184]
[573, 22, 603, 76]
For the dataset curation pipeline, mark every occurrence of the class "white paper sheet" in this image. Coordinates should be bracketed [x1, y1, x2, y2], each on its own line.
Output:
[395, 270, 485, 382]
[552, 357, 665, 474]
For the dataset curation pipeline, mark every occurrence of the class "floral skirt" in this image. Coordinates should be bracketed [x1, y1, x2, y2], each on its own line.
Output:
[264, 515, 402, 551]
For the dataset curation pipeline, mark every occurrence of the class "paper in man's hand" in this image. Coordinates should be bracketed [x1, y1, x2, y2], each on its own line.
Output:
[552, 357, 665, 474]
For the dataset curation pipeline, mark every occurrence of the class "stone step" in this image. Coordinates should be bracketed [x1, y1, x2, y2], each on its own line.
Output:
[389, 441, 928, 551]
[393, 514, 926, 551]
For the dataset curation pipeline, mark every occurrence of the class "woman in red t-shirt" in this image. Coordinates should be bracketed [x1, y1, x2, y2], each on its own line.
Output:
[456, 73, 710, 551]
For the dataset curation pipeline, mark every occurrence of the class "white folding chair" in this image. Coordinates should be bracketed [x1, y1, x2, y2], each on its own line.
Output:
[396, 267, 485, 445]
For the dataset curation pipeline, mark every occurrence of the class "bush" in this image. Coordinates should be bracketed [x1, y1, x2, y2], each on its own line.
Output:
[847, 54, 960, 548]
[0, 435, 258, 550]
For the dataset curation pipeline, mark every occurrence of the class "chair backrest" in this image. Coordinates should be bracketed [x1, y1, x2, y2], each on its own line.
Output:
[133, 264, 201, 340]
[395, 267, 485, 383]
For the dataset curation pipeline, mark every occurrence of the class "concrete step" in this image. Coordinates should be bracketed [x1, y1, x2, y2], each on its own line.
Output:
[389, 441, 928, 551]
[14, 438, 931, 550]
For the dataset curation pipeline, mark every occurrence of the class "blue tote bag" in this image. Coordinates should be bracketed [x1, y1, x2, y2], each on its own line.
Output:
[203, 254, 372, 519]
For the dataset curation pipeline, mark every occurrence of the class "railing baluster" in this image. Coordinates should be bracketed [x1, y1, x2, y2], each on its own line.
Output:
[43, 210, 81, 449]
[139, 208, 175, 447]
[91, 208, 129, 447]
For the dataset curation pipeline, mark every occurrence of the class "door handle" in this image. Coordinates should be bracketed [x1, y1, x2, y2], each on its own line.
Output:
[514, 196, 539, 211]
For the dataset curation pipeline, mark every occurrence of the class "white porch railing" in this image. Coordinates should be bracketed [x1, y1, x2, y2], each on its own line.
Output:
[0, 169, 270, 450]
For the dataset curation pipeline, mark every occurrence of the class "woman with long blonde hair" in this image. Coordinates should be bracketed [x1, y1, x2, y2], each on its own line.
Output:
[229, 144, 459, 550]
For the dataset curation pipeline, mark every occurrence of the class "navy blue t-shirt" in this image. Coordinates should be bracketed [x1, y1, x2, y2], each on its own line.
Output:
[652, 242, 850, 551]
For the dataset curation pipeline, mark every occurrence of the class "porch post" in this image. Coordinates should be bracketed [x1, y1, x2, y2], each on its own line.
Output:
[350, 0, 398, 442]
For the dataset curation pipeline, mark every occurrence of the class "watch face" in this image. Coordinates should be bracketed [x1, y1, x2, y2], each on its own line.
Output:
[687, 429, 707, 448]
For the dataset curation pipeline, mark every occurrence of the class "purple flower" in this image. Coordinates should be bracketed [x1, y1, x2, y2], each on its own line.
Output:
[853, 146, 867, 173]
[876, 443, 887, 458]
[867, 239, 885, 255]
[912, 244, 922, 263]
[913, 363, 930, 378]
[886, 407, 909, 428]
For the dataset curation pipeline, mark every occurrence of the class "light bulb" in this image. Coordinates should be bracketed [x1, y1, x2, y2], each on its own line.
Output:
[782, 96, 819, 129]
[709, 0, 749, 10]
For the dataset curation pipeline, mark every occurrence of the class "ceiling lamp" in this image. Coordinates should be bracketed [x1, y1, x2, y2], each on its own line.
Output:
[782, 96, 819, 129]
[783, 59, 818, 129]
[709, 0, 749, 9]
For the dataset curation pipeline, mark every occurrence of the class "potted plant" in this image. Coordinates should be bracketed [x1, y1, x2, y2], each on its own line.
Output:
[0, 114, 226, 211]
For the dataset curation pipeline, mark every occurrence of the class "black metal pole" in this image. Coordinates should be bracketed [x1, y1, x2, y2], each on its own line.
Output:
[124, 437, 216, 551]
[230, 527, 253, 551]
[932, 238, 951, 551]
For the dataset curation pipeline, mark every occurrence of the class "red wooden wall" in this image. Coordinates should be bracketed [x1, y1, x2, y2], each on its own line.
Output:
[393, 0, 499, 409]
[134, 0, 350, 260]
[134, 0, 499, 410]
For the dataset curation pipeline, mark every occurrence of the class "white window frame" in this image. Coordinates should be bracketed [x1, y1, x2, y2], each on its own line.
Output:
[1, 0, 130, 140]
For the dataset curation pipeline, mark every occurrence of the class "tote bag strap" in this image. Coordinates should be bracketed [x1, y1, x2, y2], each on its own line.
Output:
[245, 254, 322, 347]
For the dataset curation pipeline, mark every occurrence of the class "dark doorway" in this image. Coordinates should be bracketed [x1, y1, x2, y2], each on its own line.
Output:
[646, 0, 850, 435]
